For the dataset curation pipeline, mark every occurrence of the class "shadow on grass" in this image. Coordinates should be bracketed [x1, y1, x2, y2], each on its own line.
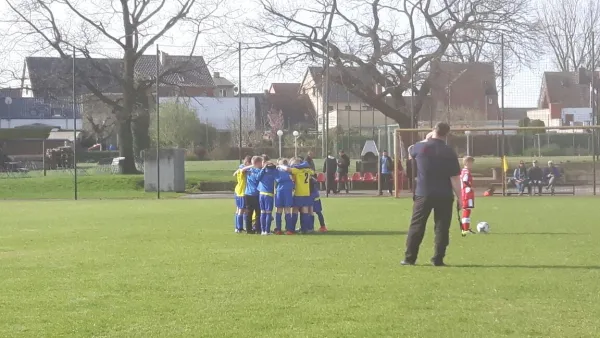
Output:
[449, 264, 600, 270]
[326, 230, 406, 236]
[491, 232, 586, 235]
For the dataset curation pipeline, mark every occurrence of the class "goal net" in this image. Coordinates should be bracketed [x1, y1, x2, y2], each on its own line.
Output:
[393, 125, 600, 198]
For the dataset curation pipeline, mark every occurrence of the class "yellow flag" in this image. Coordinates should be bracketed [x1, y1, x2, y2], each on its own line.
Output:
[502, 156, 509, 173]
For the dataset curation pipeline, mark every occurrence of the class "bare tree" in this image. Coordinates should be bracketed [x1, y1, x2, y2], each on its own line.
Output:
[247, 0, 538, 127]
[538, 0, 600, 72]
[3, 0, 226, 173]
[446, 0, 541, 80]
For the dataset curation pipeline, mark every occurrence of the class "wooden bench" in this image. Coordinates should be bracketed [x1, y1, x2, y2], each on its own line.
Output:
[490, 182, 575, 196]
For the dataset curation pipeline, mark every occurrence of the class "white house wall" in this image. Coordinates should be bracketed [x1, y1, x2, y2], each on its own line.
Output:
[0, 118, 82, 129]
[159, 96, 256, 131]
[561, 107, 592, 123]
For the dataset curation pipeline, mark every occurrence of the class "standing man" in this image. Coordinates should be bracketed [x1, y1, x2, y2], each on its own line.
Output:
[337, 150, 350, 193]
[305, 151, 316, 171]
[402, 123, 462, 267]
[379, 150, 393, 196]
[323, 153, 338, 195]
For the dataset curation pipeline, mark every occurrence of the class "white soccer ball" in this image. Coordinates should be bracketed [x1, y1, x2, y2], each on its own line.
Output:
[476, 222, 490, 233]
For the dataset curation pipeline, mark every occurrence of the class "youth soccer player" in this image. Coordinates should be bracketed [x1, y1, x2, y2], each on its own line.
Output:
[257, 161, 277, 235]
[311, 176, 327, 232]
[274, 159, 294, 235]
[460, 156, 476, 236]
[233, 156, 252, 233]
[241, 156, 263, 234]
[278, 159, 314, 234]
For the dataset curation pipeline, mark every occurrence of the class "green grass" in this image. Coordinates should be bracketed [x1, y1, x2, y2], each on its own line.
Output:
[1, 197, 599, 337]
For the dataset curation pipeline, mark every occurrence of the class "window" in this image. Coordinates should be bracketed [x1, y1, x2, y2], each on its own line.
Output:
[219, 89, 227, 97]
[345, 105, 352, 111]
[328, 105, 334, 111]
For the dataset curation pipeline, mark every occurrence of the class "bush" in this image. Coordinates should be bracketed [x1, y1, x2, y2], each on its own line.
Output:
[524, 144, 563, 157]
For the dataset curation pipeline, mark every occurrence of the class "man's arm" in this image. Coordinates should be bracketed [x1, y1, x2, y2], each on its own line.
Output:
[277, 165, 292, 173]
[451, 175, 462, 209]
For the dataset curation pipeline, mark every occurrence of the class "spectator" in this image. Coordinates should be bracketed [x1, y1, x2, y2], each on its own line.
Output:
[402, 123, 461, 267]
[305, 151, 316, 171]
[544, 160, 561, 194]
[262, 154, 270, 162]
[337, 150, 350, 193]
[512, 161, 528, 196]
[527, 160, 544, 196]
[323, 153, 338, 195]
[379, 150, 393, 196]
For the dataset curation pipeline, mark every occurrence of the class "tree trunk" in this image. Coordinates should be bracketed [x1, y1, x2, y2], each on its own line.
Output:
[132, 93, 151, 161]
[117, 117, 138, 174]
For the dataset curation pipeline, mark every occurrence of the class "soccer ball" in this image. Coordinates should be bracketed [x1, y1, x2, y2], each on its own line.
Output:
[476, 222, 490, 233]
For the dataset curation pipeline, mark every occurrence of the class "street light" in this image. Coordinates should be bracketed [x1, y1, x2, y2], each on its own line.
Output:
[277, 130, 283, 158]
[465, 130, 471, 156]
[4, 97, 12, 128]
[293, 130, 299, 157]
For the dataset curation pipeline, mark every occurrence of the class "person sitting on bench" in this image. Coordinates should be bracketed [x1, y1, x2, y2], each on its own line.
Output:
[512, 161, 529, 196]
[544, 160, 561, 194]
[527, 160, 544, 196]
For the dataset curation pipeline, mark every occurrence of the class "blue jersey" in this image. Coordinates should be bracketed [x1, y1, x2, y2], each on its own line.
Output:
[244, 167, 262, 196]
[310, 178, 320, 198]
[258, 166, 277, 195]
[275, 169, 294, 192]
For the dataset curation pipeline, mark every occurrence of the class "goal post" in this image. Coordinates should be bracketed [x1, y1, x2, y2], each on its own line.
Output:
[393, 125, 600, 197]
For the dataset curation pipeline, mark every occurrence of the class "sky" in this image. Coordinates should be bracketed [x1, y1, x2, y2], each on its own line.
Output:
[0, 0, 558, 108]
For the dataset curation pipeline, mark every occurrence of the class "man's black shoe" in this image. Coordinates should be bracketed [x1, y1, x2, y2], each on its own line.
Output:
[430, 259, 446, 267]
[400, 260, 415, 266]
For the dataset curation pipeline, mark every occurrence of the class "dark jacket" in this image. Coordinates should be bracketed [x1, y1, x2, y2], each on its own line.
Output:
[513, 166, 528, 181]
[323, 156, 337, 176]
[527, 166, 543, 181]
[337, 154, 350, 174]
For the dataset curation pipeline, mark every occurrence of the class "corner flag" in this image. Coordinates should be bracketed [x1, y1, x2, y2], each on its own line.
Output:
[502, 156, 509, 173]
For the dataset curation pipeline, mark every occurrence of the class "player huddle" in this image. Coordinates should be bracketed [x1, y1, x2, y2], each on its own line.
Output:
[233, 155, 327, 235]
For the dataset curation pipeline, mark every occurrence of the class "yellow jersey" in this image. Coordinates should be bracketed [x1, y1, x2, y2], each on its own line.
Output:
[234, 170, 247, 197]
[290, 168, 314, 197]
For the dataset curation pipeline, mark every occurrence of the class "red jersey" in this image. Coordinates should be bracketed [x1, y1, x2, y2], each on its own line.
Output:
[461, 167, 475, 208]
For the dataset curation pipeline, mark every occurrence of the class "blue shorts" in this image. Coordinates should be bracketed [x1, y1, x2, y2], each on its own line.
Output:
[313, 198, 322, 213]
[275, 189, 293, 208]
[234, 196, 245, 209]
[294, 196, 313, 208]
[259, 194, 274, 211]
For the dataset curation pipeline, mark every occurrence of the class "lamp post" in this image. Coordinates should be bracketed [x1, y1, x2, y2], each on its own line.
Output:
[4, 97, 12, 128]
[277, 130, 283, 158]
[465, 130, 471, 156]
[293, 130, 299, 157]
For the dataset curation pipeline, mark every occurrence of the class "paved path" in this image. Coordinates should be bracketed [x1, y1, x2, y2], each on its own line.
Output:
[182, 186, 600, 199]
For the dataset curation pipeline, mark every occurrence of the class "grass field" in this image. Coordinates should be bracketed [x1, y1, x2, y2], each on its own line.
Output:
[1, 197, 599, 337]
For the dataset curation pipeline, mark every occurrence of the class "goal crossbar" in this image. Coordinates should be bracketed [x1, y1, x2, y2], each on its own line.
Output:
[392, 125, 599, 198]
[395, 125, 600, 133]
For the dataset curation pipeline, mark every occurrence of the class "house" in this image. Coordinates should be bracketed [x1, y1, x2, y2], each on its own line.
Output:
[300, 62, 500, 133]
[528, 71, 600, 132]
[0, 97, 80, 129]
[269, 83, 300, 95]
[213, 72, 236, 97]
[427, 60, 500, 124]
[22, 52, 216, 99]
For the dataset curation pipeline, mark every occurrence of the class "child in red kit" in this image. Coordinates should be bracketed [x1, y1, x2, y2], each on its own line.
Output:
[460, 156, 476, 236]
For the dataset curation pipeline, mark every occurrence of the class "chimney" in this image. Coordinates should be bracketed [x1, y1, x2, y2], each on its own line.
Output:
[214, 72, 220, 79]
[264, 89, 269, 94]
[160, 51, 168, 66]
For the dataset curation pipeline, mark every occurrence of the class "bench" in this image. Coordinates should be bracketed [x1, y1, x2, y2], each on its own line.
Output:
[490, 182, 575, 196]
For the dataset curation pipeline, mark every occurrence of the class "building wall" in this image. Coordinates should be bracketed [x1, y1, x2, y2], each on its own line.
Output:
[215, 86, 235, 97]
[318, 109, 391, 131]
[160, 96, 256, 131]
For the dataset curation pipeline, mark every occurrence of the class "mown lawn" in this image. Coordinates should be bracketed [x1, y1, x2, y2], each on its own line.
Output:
[1, 197, 599, 337]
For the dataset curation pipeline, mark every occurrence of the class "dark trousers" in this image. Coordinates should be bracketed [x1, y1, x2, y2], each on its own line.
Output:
[326, 174, 336, 194]
[528, 180, 543, 195]
[379, 173, 392, 195]
[405, 195, 454, 263]
[244, 195, 260, 231]
[337, 172, 349, 193]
